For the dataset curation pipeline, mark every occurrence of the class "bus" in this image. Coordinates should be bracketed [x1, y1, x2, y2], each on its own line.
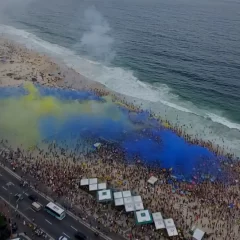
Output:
[44, 202, 66, 220]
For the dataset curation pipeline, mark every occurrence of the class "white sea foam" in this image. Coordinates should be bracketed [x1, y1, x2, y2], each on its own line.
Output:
[0, 24, 240, 155]
[206, 113, 240, 130]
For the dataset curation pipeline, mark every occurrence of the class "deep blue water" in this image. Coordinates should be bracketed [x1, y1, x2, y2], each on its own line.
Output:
[0, 0, 240, 155]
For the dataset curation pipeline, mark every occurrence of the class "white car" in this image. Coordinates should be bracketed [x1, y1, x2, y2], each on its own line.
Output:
[59, 236, 69, 240]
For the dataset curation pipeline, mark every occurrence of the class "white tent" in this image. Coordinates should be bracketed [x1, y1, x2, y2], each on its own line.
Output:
[124, 196, 133, 204]
[97, 189, 112, 202]
[134, 202, 144, 210]
[80, 178, 89, 186]
[134, 210, 153, 225]
[133, 195, 142, 203]
[193, 228, 205, 240]
[164, 219, 178, 237]
[114, 198, 124, 206]
[125, 203, 135, 212]
[98, 183, 107, 190]
[164, 218, 175, 228]
[89, 178, 98, 185]
[152, 212, 165, 230]
[147, 176, 158, 185]
[122, 190, 131, 198]
[114, 191, 123, 199]
[89, 183, 98, 191]
[133, 195, 144, 210]
[166, 226, 178, 237]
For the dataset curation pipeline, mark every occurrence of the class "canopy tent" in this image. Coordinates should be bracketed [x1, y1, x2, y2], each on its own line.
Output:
[147, 176, 158, 185]
[133, 196, 142, 203]
[125, 203, 135, 212]
[164, 218, 175, 228]
[114, 191, 123, 199]
[98, 183, 107, 190]
[80, 178, 89, 186]
[134, 202, 144, 210]
[122, 190, 132, 198]
[89, 183, 98, 191]
[124, 196, 133, 204]
[133, 195, 144, 210]
[134, 210, 153, 225]
[164, 219, 178, 237]
[114, 198, 124, 206]
[166, 226, 178, 237]
[97, 189, 112, 202]
[89, 178, 98, 185]
[152, 212, 165, 230]
[193, 228, 205, 240]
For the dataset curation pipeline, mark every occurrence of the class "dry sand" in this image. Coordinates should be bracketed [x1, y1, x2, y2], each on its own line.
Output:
[0, 38, 106, 90]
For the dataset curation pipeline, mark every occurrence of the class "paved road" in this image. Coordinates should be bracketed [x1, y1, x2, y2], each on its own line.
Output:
[0, 167, 108, 240]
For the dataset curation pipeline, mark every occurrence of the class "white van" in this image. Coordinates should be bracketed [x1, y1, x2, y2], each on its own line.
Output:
[31, 202, 42, 211]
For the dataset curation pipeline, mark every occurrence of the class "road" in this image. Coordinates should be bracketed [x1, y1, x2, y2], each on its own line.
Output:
[0, 166, 108, 240]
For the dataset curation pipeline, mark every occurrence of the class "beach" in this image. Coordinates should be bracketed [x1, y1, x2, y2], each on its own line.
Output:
[1, 38, 240, 240]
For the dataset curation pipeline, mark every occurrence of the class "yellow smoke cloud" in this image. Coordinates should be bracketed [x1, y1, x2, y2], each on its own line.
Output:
[0, 83, 131, 148]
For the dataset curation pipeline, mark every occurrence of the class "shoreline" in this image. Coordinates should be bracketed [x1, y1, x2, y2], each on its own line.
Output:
[0, 37, 236, 159]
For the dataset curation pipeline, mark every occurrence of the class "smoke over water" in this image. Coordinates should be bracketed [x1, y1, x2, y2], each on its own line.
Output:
[80, 7, 115, 62]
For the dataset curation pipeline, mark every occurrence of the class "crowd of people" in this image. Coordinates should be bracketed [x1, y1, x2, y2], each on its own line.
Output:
[0, 136, 240, 240]
[1, 38, 240, 240]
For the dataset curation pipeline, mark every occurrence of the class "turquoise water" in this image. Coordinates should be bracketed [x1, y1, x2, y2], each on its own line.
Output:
[0, 0, 240, 155]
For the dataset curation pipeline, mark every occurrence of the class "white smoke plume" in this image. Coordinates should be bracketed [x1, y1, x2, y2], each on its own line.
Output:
[80, 6, 115, 62]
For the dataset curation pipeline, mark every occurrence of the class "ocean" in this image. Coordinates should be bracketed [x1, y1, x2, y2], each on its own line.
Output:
[0, 0, 240, 155]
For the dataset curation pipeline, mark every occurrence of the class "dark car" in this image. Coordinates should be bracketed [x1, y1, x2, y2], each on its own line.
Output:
[28, 194, 38, 202]
[74, 231, 87, 240]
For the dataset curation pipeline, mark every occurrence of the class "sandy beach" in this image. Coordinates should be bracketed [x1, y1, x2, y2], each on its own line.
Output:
[1, 38, 240, 240]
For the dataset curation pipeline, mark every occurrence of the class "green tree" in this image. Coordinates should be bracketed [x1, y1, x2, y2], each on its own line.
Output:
[0, 214, 11, 240]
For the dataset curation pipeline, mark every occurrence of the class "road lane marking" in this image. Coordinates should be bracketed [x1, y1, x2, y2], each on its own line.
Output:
[1, 166, 112, 240]
[63, 232, 70, 238]
[2, 186, 7, 190]
[45, 219, 52, 225]
[30, 208, 36, 212]
[24, 192, 28, 196]
[71, 226, 77, 231]
[0, 196, 54, 240]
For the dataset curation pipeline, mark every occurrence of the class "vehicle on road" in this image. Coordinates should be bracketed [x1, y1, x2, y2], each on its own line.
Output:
[11, 222, 18, 233]
[14, 193, 23, 201]
[20, 180, 28, 187]
[28, 194, 38, 202]
[74, 231, 87, 240]
[44, 202, 66, 220]
[31, 202, 42, 211]
[59, 236, 70, 240]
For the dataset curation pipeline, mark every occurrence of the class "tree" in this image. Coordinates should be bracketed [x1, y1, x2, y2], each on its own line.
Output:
[0, 214, 10, 240]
